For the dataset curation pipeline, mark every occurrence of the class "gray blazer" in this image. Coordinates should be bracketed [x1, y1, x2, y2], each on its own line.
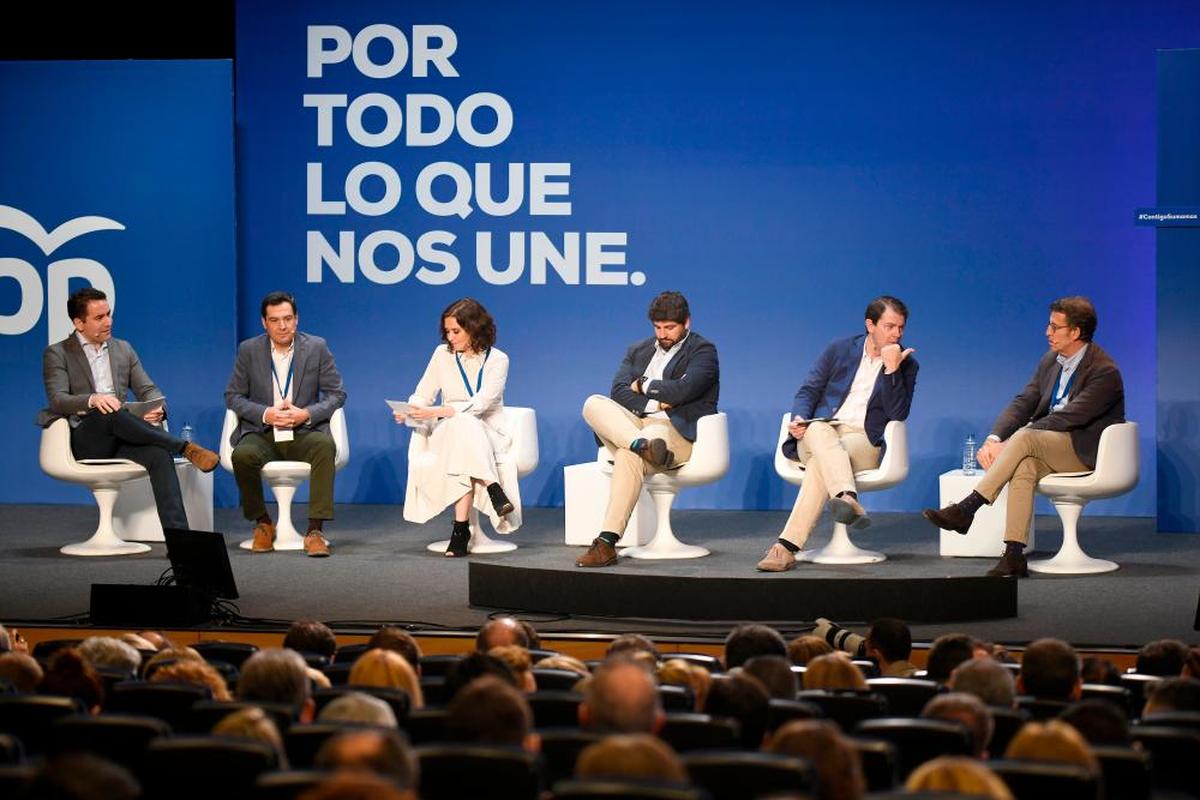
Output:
[224, 332, 347, 447]
[38, 335, 162, 428]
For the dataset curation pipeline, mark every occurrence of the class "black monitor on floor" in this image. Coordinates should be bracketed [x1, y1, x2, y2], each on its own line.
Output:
[164, 528, 239, 599]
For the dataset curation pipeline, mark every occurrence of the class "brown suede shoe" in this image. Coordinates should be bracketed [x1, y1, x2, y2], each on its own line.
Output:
[922, 504, 973, 535]
[181, 442, 219, 473]
[576, 537, 618, 568]
[251, 521, 276, 553]
[304, 531, 331, 557]
[756, 542, 797, 572]
[987, 549, 1029, 577]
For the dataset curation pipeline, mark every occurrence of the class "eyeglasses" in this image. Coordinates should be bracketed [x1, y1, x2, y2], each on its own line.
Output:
[1046, 322, 1073, 333]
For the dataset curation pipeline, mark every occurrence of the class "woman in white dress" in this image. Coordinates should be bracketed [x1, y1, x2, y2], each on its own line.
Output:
[394, 298, 518, 556]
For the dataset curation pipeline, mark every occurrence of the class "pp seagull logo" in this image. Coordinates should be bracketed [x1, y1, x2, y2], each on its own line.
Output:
[0, 204, 125, 343]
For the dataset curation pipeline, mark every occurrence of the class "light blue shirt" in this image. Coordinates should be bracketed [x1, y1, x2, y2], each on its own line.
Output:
[1052, 344, 1088, 412]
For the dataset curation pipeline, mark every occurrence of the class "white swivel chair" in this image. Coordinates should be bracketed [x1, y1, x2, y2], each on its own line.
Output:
[773, 414, 909, 564]
[219, 408, 350, 551]
[40, 418, 154, 556]
[1031, 421, 1138, 575]
[604, 411, 729, 560]
[416, 406, 539, 554]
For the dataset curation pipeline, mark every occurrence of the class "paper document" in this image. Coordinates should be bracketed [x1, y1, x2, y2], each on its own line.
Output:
[793, 416, 840, 425]
[386, 399, 430, 430]
[124, 397, 166, 417]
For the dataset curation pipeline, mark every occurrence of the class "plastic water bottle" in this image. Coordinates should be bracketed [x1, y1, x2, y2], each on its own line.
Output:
[181, 423, 193, 444]
[962, 434, 976, 476]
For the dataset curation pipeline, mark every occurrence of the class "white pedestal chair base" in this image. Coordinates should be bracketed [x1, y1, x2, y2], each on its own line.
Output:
[60, 484, 152, 556]
[237, 465, 311, 551]
[797, 522, 885, 564]
[1028, 501, 1117, 574]
[622, 484, 711, 560]
[426, 512, 517, 554]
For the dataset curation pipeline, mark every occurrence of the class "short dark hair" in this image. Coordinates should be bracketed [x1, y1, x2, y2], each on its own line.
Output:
[283, 619, 337, 659]
[68, 287, 107, 322]
[647, 291, 689, 324]
[1020, 638, 1080, 700]
[865, 295, 908, 324]
[441, 297, 496, 352]
[866, 618, 912, 663]
[368, 626, 422, 669]
[1136, 639, 1189, 677]
[607, 634, 661, 662]
[724, 624, 787, 669]
[1060, 699, 1130, 746]
[705, 673, 769, 749]
[446, 675, 533, 745]
[1146, 677, 1200, 713]
[444, 652, 518, 701]
[1050, 296, 1097, 341]
[260, 291, 297, 318]
[741, 655, 798, 701]
[926, 634, 977, 684]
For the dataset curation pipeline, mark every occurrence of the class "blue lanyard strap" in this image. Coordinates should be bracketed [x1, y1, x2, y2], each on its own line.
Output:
[1051, 366, 1076, 408]
[271, 356, 294, 400]
[455, 349, 490, 397]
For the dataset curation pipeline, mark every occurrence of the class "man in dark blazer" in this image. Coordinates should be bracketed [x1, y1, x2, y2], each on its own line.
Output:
[575, 291, 720, 567]
[924, 296, 1124, 577]
[225, 291, 346, 557]
[39, 287, 219, 531]
[757, 296, 918, 572]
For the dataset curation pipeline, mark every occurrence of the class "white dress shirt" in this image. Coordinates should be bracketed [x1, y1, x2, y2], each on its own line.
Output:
[833, 339, 884, 429]
[642, 332, 689, 418]
[77, 332, 114, 397]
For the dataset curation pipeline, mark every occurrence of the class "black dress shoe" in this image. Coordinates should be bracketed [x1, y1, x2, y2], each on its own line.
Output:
[445, 527, 471, 558]
[922, 504, 974, 535]
[487, 483, 515, 517]
[986, 549, 1029, 577]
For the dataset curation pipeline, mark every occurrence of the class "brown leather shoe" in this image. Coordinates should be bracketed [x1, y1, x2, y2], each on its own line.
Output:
[633, 438, 675, 469]
[251, 521, 276, 553]
[987, 549, 1029, 577]
[304, 531, 331, 557]
[576, 537, 618, 568]
[922, 503, 973, 535]
[756, 543, 797, 572]
[181, 442, 219, 473]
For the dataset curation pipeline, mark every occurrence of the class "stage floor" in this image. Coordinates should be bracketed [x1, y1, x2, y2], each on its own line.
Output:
[1, 503, 1196, 648]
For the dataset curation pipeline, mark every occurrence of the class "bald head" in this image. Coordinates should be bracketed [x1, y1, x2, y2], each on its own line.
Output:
[581, 660, 663, 734]
[476, 617, 529, 652]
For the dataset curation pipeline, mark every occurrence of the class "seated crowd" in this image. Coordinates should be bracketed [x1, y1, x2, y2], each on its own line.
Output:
[0, 619, 1198, 799]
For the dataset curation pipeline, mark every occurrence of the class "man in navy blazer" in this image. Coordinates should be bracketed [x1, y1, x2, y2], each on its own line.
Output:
[225, 291, 346, 557]
[576, 291, 720, 568]
[758, 296, 918, 572]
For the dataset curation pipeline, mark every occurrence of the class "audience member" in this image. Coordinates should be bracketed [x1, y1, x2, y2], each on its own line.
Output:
[725, 624, 788, 669]
[787, 635, 833, 666]
[1018, 638, 1082, 701]
[1080, 656, 1121, 686]
[1184, 646, 1200, 679]
[926, 633, 979, 684]
[299, 773, 413, 800]
[41, 648, 104, 713]
[905, 756, 1013, 799]
[0, 651, 43, 692]
[922, 692, 993, 757]
[118, 632, 157, 652]
[575, 733, 688, 783]
[518, 619, 542, 650]
[606, 633, 662, 663]
[1143, 676, 1200, 715]
[740, 655, 798, 700]
[865, 618, 917, 677]
[536, 654, 590, 677]
[367, 626, 422, 671]
[705, 673, 770, 748]
[314, 729, 418, 789]
[142, 645, 204, 679]
[0, 623, 29, 654]
[284, 619, 338, 661]
[489, 644, 536, 692]
[1136, 638, 1189, 676]
[135, 630, 168, 650]
[77, 636, 141, 676]
[657, 658, 711, 712]
[1005, 719, 1098, 774]
[803, 652, 868, 691]
[213, 706, 288, 768]
[446, 675, 539, 751]
[766, 719, 866, 800]
[1059, 699, 1131, 746]
[318, 691, 399, 728]
[238, 647, 316, 722]
[476, 616, 529, 651]
[580, 659, 664, 734]
[950, 657, 1016, 708]
[348, 648, 424, 708]
[151, 658, 231, 700]
[22, 753, 141, 800]
[444, 651, 520, 700]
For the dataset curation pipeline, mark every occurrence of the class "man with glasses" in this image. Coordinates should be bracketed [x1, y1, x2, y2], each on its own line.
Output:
[225, 291, 346, 557]
[923, 296, 1124, 577]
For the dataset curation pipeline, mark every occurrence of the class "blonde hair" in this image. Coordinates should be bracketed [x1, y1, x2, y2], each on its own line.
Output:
[803, 653, 867, 691]
[535, 654, 590, 677]
[213, 706, 287, 768]
[767, 719, 865, 800]
[489, 645, 535, 692]
[788, 635, 833, 665]
[658, 658, 712, 711]
[1004, 720, 1098, 774]
[576, 733, 687, 782]
[142, 646, 203, 678]
[906, 756, 1013, 798]
[349, 648, 424, 708]
[151, 659, 231, 701]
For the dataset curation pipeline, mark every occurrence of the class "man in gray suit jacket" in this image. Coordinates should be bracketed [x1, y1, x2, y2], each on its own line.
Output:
[225, 291, 347, 557]
[39, 288, 220, 531]
[924, 296, 1125, 577]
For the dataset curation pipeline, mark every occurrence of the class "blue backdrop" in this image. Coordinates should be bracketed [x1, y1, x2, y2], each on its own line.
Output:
[233, 0, 1199, 516]
[0, 60, 236, 504]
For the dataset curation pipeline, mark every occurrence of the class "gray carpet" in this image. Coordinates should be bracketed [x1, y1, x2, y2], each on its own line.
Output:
[1, 503, 1197, 649]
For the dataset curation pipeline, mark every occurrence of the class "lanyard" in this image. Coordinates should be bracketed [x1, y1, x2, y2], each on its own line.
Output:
[455, 349, 490, 397]
[1051, 366, 1076, 408]
[272, 354, 294, 400]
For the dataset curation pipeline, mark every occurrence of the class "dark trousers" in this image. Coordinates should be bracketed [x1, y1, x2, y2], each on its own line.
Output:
[70, 409, 189, 530]
[231, 430, 336, 521]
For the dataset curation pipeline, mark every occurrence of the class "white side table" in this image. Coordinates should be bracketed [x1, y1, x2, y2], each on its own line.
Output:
[563, 461, 654, 547]
[113, 458, 215, 541]
[937, 469, 1035, 556]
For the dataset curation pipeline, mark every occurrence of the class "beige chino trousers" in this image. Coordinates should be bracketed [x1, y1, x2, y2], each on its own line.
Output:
[779, 421, 880, 549]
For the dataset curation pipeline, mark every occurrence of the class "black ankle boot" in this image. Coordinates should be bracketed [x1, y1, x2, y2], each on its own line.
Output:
[446, 522, 471, 558]
[487, 483, 515, 516]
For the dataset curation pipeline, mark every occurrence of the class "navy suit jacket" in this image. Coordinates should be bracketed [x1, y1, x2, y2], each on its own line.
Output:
[782, 333, 918, 459]
[609, 331, 720, 442]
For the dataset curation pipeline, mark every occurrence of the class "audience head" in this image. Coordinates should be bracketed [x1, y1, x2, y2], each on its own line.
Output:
[24, 753, 141, 800]
[949, 657, 1016, 708]
[905, 756, 1013, 799]
[705, 673, 770, 748]
[348, 648, 423, 708]
[657, 658, 711, 712]
[1143, 676, 1200, 715]
[536, 654, 590, 677]
[446, 675, 538, 751]
[1018, 638, 1081, 701]
[803, 652, 868, 691]
[518, 620, 542, 649]
[283, 619, 338, 660]
[865, 618, 912, 666]
[1136, 639, 1189, 677]
[922, 692, 993, 757]
[299, 773, 413, 800]
[77, 636, 141, 676]
[581, 658, 664, 734]
[118, 632, 157, 652]
[238, 647, 314, 720]
[135, 630, 168, 650]
[767, 719, 865, 800]
[606, 633, 661, 663]
[1060, 699, 1130, 746]
[444, 651, 519, 700]
[1184, 646, 1200, 679]
[151, 658, 230, 700]
[142, 645, 203, 679]
[42, 648, 104, 713]
[475, 616, 529, 651]
[1005, 719, 1098, 774]
[0, 624, 10, 652]
[725, 624, 787, 669]
[787, 635, 833, 666]
[213, 706, 288, 768]
[318, 691, 399, 728]
[926, 633, 978, 684]
[368, 626, 422, 671]
[488, 645, 536, 692]
[1080, 656, 1122, 686]
[315, 729, 418, 791]
[740, 655, 798, 700]
[0, 652, 43, 692]
[575, 733, 688, 783]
